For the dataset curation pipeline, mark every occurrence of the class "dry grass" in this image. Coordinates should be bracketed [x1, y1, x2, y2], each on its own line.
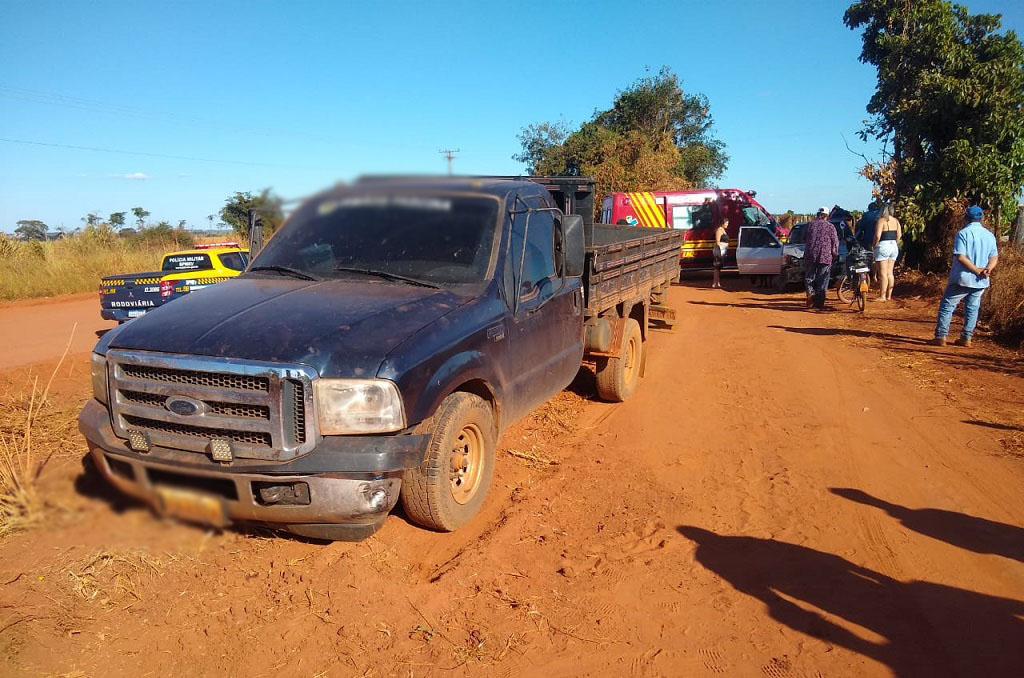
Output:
[0, 232, 175, 301]
[0, 330, 77, 536]
[985, 245, 1024, 344]
[64, 549, 166, 604]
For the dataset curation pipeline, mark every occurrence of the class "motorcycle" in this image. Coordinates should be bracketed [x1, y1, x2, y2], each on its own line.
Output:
[835, 238, 872, 312]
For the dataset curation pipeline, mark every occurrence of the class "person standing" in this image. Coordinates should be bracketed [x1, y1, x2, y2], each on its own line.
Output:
[712, 218, 729, 289]
[930, 206, 999, 347]
[855, 201, 880, 250]
[804, 207, 839, 310]
[872, 203, 902, 302]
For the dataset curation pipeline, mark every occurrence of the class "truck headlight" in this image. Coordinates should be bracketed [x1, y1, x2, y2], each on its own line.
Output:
[90, 353, 108, 404]
[314, 379, 406, 434]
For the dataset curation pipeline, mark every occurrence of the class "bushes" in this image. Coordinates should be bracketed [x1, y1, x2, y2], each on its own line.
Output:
[984, 245, 1024, 344]
[0, 231, 174, 301]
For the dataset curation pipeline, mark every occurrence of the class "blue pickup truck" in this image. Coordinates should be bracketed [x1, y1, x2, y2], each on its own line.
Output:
[79, 177, 681, 540]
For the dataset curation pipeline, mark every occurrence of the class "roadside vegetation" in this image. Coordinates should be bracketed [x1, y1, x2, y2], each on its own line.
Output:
[0, 340, 79, 536]
[514, 67, 728, 210]
[0, 228, 181, 301]
[2, 190, 283, 302]
[844, 0, 1024, 268]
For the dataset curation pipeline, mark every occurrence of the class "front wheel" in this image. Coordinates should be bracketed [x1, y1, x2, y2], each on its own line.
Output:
[595, 318, 642, 402]
[836, 274, 854, 303]
[401, 393, 496, 532]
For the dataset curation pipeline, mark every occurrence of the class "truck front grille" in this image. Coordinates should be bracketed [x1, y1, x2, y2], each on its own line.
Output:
[122, 415, 273, 447]
[106, 350, 317, 462]
[121, 364, 269, 392]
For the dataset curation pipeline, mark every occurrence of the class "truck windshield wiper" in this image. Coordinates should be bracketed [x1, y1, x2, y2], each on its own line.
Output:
[332, 266, 440, 288]
[249, 265, 321, 281]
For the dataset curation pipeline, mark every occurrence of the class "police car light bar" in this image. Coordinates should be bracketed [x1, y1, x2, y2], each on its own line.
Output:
[194, 242, 240, 250]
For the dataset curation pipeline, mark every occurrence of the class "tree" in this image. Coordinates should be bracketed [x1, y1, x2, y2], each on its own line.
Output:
[82, 212, 103, 227]
[177, 219, 187, 230]
[131, 206, 151, 230]
[138, 220, 193, 248]
[15, 219, 48, 240]
[514, 67, 728, 209]
[220, 189, 284, 240]
[206, 214, 216, 231]
[109, 211, 127, 231]
[845, 0, 1024, 269]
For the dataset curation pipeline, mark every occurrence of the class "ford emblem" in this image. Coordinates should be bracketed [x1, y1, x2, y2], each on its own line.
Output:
[166, 396, 204, 416]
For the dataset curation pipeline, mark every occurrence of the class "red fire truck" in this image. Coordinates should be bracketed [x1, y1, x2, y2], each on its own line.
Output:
[600, 189, 779, 271]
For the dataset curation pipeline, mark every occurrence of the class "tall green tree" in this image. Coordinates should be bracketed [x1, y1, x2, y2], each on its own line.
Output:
[220, 189, 284, 240]
[845, 0, 1024, 268]
[14, 219, 48, 240]
[131, 206, 151, 229]
[82, 212, 103, 227]
[514, 67, 728, 206]
[108, 211, 127, 231]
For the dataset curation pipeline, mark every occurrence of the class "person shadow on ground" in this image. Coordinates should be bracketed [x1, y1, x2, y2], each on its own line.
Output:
[829, 487, 1024, 563]
[678, 526, 1024, 678]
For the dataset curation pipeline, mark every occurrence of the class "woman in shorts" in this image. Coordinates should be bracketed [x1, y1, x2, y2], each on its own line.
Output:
[712, 219, 729, 289]
[872, 203, 902, 302]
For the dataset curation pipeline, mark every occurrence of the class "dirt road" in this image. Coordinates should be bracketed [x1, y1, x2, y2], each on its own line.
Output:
[0, 294, 113, 368]
[1, 282, 1022, 677]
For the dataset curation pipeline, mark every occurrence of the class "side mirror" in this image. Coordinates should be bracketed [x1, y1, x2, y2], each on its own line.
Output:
[561, 214, 585, 277]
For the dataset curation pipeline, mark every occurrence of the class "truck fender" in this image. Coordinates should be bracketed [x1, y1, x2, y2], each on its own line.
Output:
[416, 351, 505, 434]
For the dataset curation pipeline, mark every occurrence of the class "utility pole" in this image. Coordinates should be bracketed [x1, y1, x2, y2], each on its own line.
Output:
[439, 148, 460, 176]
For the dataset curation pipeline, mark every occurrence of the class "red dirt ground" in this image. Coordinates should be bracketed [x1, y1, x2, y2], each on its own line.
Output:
[1, 280, 1022, 677]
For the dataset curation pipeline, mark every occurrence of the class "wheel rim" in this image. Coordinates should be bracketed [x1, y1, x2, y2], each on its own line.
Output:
[622, 331, 640, 389]
[449, 423, 484, 505]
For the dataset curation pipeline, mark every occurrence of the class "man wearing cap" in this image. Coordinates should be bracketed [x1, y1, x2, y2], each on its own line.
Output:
[930, 205, 999, 347]
[804, 206, 839, 310]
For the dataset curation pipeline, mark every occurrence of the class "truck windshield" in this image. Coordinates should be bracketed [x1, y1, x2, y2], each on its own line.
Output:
[250, 194, 500, 285]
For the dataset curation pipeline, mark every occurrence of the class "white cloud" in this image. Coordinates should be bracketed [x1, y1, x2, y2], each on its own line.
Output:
[112, 172, 150, 180]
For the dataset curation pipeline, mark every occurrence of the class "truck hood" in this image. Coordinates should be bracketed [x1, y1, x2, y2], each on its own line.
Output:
[107, 276, 470, 377]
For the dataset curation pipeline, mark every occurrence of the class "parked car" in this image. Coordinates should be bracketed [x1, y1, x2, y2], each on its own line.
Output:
[98, 244, 249, 322]
[80, 177, 682, 541]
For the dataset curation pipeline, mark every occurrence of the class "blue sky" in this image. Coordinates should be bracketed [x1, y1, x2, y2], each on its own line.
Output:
[2, 0, 1022, 232]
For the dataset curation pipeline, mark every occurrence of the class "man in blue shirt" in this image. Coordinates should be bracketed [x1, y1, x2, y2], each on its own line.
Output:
[855, 201, 880, 250]
[930, 206, 999, 347]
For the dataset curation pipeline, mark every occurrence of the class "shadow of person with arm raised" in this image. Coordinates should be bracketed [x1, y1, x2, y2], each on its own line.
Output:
[678, 526, 1024, 678]
[829, 488, 1024, 563]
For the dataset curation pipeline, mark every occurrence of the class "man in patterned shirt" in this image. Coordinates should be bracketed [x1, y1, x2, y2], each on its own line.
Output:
[804, 207, 839, 310]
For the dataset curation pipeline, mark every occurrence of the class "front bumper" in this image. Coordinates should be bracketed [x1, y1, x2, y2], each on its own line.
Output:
[79, 399, 427, 536]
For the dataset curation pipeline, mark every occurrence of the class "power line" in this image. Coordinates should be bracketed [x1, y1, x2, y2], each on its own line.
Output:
[439, 148, 460, 175]
[0, 136, 317, 169]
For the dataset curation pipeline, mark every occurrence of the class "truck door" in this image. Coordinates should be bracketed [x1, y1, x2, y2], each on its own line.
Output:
[503, 196, 584, 421]
[737, 226, 784, 275]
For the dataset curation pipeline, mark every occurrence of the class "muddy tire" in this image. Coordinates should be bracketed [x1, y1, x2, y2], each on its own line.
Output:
[595, 318, 642, 403]
[401, 393, 495, 532]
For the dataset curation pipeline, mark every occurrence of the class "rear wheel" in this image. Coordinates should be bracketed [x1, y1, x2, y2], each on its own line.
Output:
[857, 291, 866, 312]
[595, 318, 642, 402]
[401, 393, 495, 532]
